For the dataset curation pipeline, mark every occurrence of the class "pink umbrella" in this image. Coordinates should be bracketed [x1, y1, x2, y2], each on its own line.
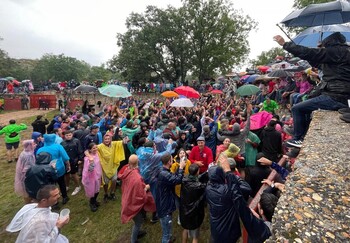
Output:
[250, 111, 273, 130]
[174, 86, 200, 99]
[211, 89, 223, 95]
[240, 75, 250, 81]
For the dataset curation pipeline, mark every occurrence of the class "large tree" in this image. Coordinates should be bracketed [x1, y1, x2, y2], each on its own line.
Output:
[111, 0, 256, 83]
[31, 54, 91, 84]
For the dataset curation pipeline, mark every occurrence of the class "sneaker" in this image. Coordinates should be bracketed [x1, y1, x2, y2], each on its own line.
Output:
[71, 186, 81, 196]
[62, 197, 70, 205]
[150, 215, 159, 224]
[286, 139, 303, 148]
[137, 230, 147, 239]
[90, 203, 98, 212]
[7, 160, 13, 163]
[109, 193, 116, 201]
[338, 107, 350, 114]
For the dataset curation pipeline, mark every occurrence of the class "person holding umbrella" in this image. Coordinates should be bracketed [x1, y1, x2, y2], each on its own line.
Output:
[274, 32, 350, 148]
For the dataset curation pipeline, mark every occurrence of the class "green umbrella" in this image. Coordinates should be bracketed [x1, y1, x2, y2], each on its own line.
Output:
[98, 84, 132, 98]
[5, 77, 15, 81]
[236, 84, 260, 96]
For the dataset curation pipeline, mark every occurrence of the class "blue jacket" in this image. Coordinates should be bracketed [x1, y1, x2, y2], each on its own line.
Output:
[206, 166, 271, 243]
[37, 134, 70, 177]
[136, 142, 176, 185]
[156, 167, 183, 218]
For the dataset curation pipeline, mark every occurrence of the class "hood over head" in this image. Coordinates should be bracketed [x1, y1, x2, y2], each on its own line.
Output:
[321, 32, 346, 47]
[31, 132, 42, 141]
[22, 139, 35, 152]
[43, 134, 56, 146]
[208, 165, 226, 184]
[232, 123, 241, 135]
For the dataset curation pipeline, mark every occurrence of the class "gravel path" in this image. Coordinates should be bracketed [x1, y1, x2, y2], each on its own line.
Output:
[0, 109, 53, 125]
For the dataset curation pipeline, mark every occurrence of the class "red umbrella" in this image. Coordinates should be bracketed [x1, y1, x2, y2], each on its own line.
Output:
[174, 86, 200, 99]
[211, 89, 223, 95]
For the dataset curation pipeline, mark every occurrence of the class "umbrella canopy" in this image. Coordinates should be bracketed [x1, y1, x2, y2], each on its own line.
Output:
[98, 84, 132, 98]
[5, 77, 15, 81]
[257, 66, 271, 73]
[174, 86, 200, 99]
[281, 0, 350, 27]
[268, 70, 293, 78]
[293, 24, 350, 47]
[242, 74, 260, 84]
[211, 89, 223, 95]
[169, 98, 194, 108]
[236, 84, 260, 96]
[74, 84, 98, 93]
[161, 90, 179, 98]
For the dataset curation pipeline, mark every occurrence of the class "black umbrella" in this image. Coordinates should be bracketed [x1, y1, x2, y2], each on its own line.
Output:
[267, 70, 293, 78]
[74, 85, 98, 93]
[281, 0, 350, 27]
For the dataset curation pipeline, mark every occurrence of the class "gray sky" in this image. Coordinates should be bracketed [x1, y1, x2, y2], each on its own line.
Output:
[0, 0, 295, 68]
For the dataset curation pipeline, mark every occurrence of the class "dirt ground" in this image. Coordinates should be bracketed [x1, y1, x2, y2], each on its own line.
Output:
[0, 109, 53, 125]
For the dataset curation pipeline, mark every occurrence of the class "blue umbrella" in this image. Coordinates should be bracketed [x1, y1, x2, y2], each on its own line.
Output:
[282, 0, 350, 27]
[242, 74, 260, 84]
[293, 24, 350, 47]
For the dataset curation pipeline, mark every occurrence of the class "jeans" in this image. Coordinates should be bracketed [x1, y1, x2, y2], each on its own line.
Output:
[291, 95, 347, 140]
[131, 211, 144, 243]
[160, 214, 172, 243]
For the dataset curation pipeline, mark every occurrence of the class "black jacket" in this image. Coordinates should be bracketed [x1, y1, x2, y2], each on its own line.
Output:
[179, 176, 206, 230]
[156, 167, 183, 218]
[61, 138, 84, 162]
[206, 166, 271, 243]
[24, 153, 58, 199]
[259, 127, 282, 162]
[283, 32, 350, 105]
[32, 118, 49, 135]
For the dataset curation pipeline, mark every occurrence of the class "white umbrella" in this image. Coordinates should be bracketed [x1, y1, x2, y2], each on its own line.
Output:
[170, 98, 194, 108]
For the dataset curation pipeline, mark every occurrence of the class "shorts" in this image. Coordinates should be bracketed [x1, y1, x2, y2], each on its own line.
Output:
[6, 142, 19, 150]
[67, 160, 79, 174]
[188, 228, 200, 238]
[102, 171, 118, 184]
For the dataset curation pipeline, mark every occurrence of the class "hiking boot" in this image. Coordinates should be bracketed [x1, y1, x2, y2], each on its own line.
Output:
[90, 203, 98, 212]
[71, 186, 81, 196]
[103, 194, 109, 203]
[286, 139, 303, 148]
[62, 197, 70, 205]
[150, 215, 159, 224]
[137, 230, 147, 239]
[109, 193, 116, 201]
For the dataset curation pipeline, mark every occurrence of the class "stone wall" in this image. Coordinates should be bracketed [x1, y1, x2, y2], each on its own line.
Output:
[267, 110, 350, 242]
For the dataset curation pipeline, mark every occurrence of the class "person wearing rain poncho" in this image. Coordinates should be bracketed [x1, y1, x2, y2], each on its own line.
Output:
[6, 185, 69, 243]
[206, 155, 271, 243]
[14, 139, 36, 203]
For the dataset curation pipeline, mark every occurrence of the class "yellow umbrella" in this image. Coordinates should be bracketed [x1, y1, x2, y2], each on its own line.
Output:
[161, 91, 179, 98]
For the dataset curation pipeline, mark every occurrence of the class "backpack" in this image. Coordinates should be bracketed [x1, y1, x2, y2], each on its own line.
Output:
[36, 152, 52, 165]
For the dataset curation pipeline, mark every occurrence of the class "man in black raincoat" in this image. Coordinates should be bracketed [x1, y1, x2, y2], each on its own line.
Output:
[206, 154, 271, 243]
[179, 163, 206, 243]
[274, 32, 350, 148]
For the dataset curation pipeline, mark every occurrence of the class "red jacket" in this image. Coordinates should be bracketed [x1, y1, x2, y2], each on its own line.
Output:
[189, 146, 213, 174]
[118, 165, 156, 223]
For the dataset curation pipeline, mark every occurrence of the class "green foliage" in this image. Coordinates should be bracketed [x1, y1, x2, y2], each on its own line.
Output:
[30, 54, 90, 84]
[293, 0, 331, 9]
[250, 47, 286, 67]
[111, 0, 256, 82]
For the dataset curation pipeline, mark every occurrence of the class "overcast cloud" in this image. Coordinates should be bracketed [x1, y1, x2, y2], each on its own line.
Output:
[0, 0, 294, 68]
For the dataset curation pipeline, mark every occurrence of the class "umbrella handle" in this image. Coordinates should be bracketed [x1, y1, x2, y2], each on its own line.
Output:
[276, 24, 296, 44]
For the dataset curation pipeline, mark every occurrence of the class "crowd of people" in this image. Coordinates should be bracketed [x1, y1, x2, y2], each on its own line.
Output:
[2, 31, 350, 243]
